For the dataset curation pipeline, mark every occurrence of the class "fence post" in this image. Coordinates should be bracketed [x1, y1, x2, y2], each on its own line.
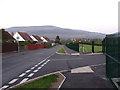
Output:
[92, 41, 94, 53]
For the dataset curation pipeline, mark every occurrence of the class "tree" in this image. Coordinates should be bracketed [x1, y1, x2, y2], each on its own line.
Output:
[55, 35, 61, 44]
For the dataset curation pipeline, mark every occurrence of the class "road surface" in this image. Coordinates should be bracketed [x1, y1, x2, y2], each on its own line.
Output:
[2, 45, 61, 87]
[2, 45, 111, 89]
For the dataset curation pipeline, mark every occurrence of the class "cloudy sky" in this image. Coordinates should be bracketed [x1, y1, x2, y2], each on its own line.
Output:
[0, 0, 119, 34]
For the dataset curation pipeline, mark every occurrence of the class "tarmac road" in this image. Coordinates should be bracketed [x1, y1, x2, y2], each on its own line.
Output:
[2, 45, 112, 89]
[2, 45, 62, 87]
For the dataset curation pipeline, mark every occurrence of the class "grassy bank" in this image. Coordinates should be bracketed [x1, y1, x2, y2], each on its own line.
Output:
[57, 48, 65, 53]
[14, 74, 59, 89]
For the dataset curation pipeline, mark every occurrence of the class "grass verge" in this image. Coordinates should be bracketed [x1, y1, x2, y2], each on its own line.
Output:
[57, 48, 65, 53]
[14, 74, 59, 89]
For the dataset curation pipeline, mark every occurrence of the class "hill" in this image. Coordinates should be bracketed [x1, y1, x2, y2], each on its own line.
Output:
[6, 25, 105, 40]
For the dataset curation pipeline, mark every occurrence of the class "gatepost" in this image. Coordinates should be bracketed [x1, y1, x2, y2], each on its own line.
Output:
[92, 41, 94, 53]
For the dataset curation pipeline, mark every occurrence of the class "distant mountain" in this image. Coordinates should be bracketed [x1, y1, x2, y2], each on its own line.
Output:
[6, 25, 105, 40]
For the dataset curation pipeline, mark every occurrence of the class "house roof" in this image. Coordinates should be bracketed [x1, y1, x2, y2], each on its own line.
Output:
[7, 32, 15, 41]
[10, 32, 14, 36]
[43, 36, 50, 41]
[18, 32, 33, 41]
[2, 30, 15, 41]
[32, 35, 43, 41]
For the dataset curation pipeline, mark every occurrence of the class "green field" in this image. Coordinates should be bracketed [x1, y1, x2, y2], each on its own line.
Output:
[79, 44, 102, 53]
[14, 74, 58, 89]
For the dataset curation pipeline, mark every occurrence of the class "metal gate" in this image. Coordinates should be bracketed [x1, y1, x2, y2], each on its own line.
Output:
[105, 33, 120, 89]
[66, 43, 79, 52]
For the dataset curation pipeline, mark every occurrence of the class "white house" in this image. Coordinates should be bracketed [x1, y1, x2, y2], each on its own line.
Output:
[40, 36, 50, 43]
[30, 35, 43, 42]
[13, 32, 33, 41]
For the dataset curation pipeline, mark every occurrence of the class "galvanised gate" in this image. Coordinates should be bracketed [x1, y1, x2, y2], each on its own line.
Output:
[105, 33, 120, 89]
[66, 43, 79, 52]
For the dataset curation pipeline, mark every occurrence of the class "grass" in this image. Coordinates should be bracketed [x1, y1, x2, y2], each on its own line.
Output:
[79, 44, 102, 53]
[94, 45, 102, 52]
[57, 48, 65, 53]
[14, 74, 59, 89]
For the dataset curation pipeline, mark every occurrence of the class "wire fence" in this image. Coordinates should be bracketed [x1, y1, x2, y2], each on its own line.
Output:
[66, 43, 79, 52]
[66, 42, 102, 53]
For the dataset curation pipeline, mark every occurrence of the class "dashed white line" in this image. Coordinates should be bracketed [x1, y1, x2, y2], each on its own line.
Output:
[8, 79, 18, 84]
[35, 65, 38, 67]
[37, 63, 41, 65]
[41, 64, 44, 67]
[41, 60, 50, 67]
[47, 59, 50, 62]
[1, 85, 9, 89]
[20, 78, 29, 84]
[31, 67, 35, 70]
[25, 70, 31, 73]
[45, 60, 50, 63]
[33, 70, 38, 73]
[19, 73, 26, 77]
[2, 58, 52, 89]
[42, 63, 46, 65]
[43, 59, 46, 62]
[37, 67, 42, 70]
[28, 73, 34, 77]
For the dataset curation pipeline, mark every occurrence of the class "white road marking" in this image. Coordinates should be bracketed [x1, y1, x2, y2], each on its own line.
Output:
[37, 63, 41, 65]
[42, 63, 46, 65]
[37, 67, 42, 70]
[0, 85, 9, 89]
[35, 65, 38, 67]
[38, 60, 45, 64]
[58, 73, 66, 89]
[40, 61, 44, 63]
[33, 59, 47, 68]
[8, 79, 18, 84]
[43, 59, 46, 62]
[71, 66, 94, 73]
[45, 59, 50, 63]
[41, 64, 44, 67]
[20, 78, 29, 84]
[43, 63, 47, 65]
[33, 70, 38, 73]
[28, 73, 34, 77]
[31, 67, 35, 70]
[40, 59, 50, 67]
[25, 70, 31, 73]
[19, 73, 26, 77]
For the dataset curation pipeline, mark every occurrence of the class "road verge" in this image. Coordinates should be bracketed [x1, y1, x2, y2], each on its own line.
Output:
[9, 72, 65, 89]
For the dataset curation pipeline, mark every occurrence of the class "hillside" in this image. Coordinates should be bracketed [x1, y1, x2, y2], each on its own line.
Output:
[6, 25, 105, 40]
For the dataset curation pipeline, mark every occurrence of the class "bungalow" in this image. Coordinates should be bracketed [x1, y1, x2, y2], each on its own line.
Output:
[1, 29, 16, 42]
[40, 36, 50, 43]
[30, 35, 43, 42]
[13, 32, 33, 41]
